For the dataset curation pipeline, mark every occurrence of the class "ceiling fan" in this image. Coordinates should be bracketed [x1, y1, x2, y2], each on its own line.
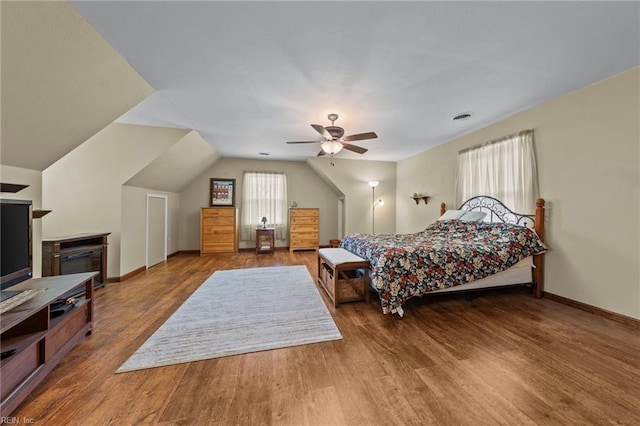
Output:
[286, 114, 377, 160]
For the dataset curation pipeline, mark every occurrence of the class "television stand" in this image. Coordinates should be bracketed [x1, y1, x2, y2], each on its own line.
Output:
[0, 272, 96, 417]
[42, 233, 110, 288]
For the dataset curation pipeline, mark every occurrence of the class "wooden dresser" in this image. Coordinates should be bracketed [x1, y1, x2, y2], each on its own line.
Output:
[200, 207, 238, 255]
[289, 208, 319, 253]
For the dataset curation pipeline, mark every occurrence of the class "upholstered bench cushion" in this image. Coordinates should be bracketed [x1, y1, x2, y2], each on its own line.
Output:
[318, 248, 366, 266]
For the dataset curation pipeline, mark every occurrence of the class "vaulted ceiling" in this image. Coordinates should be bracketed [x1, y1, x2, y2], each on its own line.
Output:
[2, 2, 639, 170]
[1, 1, 153, 170]
[71, 1, 640, 162]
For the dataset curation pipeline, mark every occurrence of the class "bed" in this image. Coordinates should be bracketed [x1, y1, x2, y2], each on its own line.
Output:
[340, 196, 547, 316]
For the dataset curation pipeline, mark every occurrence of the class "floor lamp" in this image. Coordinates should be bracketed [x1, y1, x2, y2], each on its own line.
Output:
[369, 181, 384, 234]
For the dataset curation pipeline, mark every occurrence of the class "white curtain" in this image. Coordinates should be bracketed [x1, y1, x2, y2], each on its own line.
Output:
[241, 172, 288, 241]
[456, 130, 539, 213]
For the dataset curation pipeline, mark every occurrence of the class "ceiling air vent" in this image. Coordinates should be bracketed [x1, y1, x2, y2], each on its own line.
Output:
[452, 112, 474, 121]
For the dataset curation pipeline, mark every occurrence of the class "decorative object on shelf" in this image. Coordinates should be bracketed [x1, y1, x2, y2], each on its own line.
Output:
[0, 287, 47, 314]
[261, 216, 268, 228]
[369, 181, 384, 234]
[411, 193, 430, 205]
[210, 178, 236, 207]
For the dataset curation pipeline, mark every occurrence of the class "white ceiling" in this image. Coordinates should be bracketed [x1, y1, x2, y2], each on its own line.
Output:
[72, 1, 640, 162]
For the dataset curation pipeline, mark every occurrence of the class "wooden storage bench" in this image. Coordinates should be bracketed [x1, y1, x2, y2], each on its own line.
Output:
[317, 248, 370, 307]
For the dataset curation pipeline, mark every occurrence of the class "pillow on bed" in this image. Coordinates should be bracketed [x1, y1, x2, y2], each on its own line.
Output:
[459, 211, 488, 222]
[437, 209, 466, 221]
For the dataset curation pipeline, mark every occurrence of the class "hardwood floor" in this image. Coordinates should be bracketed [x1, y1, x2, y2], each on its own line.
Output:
[11, 252, 640, 425]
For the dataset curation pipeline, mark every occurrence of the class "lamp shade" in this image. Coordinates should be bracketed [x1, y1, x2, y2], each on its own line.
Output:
[321, 140, 343, 154]
[368, 181, 379, 188]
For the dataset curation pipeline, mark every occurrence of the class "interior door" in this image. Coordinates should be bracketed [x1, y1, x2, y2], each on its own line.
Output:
[147, 195, 167, 268]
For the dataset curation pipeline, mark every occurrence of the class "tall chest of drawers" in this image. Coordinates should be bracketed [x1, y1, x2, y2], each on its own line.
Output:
[200, 207, 238, 255]
[289, 208, 319, 253]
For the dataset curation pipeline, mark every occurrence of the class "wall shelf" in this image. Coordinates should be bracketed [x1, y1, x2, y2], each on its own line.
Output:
[33, 210, 52, 219]
[411, 195, 430, 205]
[0, 183, 29, 193]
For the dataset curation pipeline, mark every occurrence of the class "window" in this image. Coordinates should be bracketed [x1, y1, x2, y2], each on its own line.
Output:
[456, 130, 539, 213]
[240, 172, 288, 241]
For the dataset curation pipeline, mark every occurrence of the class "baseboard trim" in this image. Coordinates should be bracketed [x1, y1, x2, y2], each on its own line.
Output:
[168, 250, 199, 256]
[544, 292, 639, 329]
[109, 266, 146, 283]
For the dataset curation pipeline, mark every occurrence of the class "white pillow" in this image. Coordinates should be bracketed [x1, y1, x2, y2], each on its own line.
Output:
[438, 209, 466, 221]
[460, 211, 487, 222]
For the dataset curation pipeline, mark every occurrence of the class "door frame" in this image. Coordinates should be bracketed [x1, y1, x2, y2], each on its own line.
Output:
[146, 193, 168, 269]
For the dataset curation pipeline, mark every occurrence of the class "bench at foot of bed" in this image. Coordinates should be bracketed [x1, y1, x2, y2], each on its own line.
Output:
[317, 248, 370, 308]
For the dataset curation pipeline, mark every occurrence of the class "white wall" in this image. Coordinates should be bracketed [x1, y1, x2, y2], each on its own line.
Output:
[121, 186, 180, 276]
[42, 123, 189, 278]
[179, 158, 341, 250]
[0, 165, 44, 278]
[396, 67, 640, 319]
[307, 157, 397, 235]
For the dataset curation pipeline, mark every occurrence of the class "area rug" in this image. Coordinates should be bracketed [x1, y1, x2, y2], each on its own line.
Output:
[117, 265, 342, 373]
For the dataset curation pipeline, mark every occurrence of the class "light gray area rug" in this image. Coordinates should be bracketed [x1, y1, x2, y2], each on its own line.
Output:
[117, 265, 342, 373]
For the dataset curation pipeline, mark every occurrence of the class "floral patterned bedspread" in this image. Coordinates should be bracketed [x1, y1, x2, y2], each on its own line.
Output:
[340, 220, 547, 315]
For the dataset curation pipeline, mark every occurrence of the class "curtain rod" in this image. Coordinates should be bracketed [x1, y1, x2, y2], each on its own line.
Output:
[458, 129, 533, 154]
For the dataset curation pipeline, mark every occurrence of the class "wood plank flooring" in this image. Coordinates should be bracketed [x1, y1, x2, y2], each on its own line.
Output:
[10, 251, 640, 425]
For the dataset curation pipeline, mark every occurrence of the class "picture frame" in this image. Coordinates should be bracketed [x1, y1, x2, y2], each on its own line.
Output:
[210, 178, 236, 207]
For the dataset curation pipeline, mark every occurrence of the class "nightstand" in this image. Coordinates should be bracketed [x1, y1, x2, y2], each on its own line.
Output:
[256, 228, 275, 254]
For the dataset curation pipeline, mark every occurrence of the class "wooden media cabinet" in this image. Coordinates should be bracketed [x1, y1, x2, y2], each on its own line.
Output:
[0, 272, 96, 417]
[42, 233, 109, 287]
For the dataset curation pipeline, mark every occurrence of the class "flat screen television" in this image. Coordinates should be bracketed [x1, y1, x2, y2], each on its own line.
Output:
[1, 199, 33, 289]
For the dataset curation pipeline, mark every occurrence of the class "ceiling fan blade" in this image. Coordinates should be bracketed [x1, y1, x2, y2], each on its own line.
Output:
[286, 141, 319, 144]
[342, 144, 368, 154]
[342, 131, 378, 142]
[317, 150, 326, 157]
[311, 124, 332, 140]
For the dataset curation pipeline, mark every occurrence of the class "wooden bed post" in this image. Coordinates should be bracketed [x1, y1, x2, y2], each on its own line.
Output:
[533, 198, 545, 298]
[440, 202, 446, 216]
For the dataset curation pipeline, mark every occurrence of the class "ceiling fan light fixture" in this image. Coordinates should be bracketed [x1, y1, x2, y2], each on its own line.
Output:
[321, 140, 343, 154]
